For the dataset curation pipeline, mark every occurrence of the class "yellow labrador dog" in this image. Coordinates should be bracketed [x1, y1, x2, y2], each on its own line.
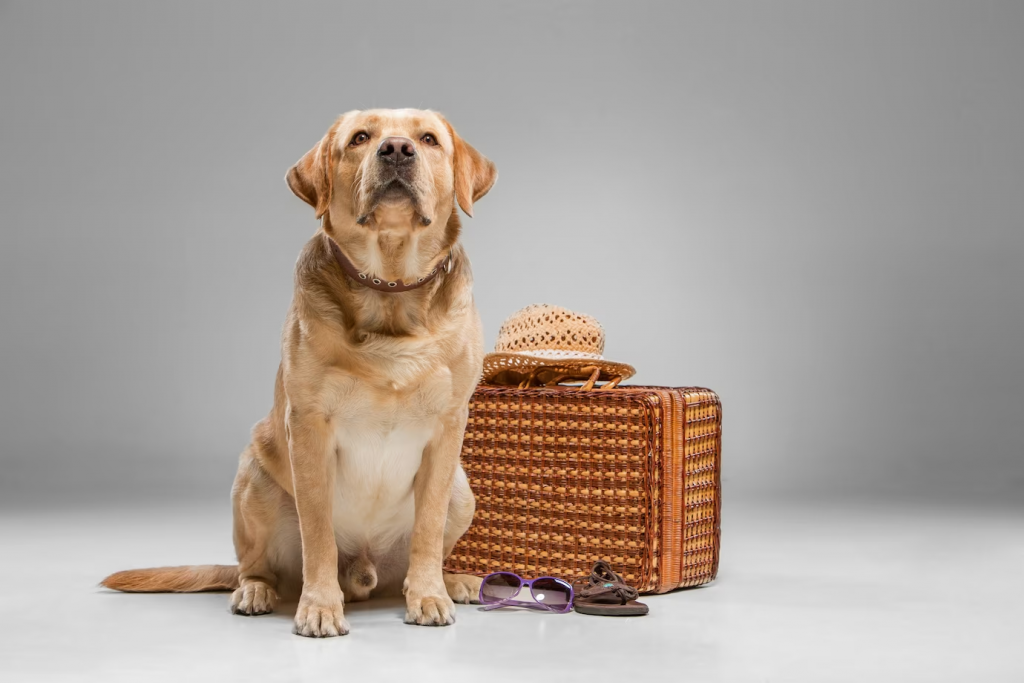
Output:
[102, 109, 496, 637]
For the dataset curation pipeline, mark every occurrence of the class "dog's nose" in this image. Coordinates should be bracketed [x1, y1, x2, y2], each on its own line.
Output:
[377, 137, 416, 164]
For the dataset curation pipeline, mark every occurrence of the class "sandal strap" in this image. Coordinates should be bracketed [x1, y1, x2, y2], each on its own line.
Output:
[578, 560, 639, 603]
[578, 583, 639, 603]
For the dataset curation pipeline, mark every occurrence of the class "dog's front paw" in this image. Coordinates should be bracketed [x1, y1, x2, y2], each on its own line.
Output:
[404, 593, 456, 626]
[404, 577, 456, 626]
[231, 581, 278, 616]
[293, 589, 349, 638]
[444, 573, 482, 605]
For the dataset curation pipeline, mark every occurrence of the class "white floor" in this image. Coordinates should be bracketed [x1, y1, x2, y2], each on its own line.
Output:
[1, 498, 1021, 683]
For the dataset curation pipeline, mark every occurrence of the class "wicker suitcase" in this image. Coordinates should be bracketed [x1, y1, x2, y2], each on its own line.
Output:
[445, 385, 722, 594]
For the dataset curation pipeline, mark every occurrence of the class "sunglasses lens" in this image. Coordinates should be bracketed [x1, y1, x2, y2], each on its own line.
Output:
[530, 578, 572, 609]
[480, 573, 522, 603]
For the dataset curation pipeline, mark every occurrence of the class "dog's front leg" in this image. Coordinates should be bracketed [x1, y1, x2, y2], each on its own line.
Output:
[288, 408, 348, 637]
[404, 410, 466, 626]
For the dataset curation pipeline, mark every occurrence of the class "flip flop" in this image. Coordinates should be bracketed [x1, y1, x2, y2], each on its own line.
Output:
[572, 561, 649, 616]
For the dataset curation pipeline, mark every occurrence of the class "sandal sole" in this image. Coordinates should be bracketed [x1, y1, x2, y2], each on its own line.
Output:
[573, 602, 649, 617]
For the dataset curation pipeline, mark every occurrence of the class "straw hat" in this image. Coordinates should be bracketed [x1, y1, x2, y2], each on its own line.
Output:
[481, 304, 635, 389]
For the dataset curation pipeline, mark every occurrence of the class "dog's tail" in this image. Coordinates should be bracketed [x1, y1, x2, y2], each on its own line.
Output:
[100, 565, 239, 593]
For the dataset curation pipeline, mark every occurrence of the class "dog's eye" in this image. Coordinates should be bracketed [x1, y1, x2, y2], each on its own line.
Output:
[349, 132, 370, 147]
[421, 133, 438, 146]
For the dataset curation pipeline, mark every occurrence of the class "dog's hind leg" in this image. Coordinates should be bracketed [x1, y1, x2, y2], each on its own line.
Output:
[443, 572, 482, 604]
[442, 465, 482, 605]
[230, 447, 286, 616]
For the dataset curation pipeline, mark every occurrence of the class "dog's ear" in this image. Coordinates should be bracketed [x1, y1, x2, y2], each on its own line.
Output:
[444, 120, 497, 218]
[286, 126, 338, 218]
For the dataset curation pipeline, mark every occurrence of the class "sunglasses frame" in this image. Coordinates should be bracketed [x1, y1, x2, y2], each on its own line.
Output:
[478, 571, 575, 613]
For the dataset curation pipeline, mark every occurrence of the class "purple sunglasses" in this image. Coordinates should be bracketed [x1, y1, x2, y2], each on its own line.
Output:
[478, 572, 574, 613]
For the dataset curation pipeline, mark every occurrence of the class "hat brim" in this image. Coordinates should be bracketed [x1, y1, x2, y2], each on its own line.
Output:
[481, 352, 636, 386]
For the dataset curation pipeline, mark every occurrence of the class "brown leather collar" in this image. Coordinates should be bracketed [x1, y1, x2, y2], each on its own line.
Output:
[325, 234, 453, 293]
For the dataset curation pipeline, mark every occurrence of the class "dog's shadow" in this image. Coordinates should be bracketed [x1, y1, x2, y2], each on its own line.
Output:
[266, 596, 411, 627]
[98, 588, 467, 629]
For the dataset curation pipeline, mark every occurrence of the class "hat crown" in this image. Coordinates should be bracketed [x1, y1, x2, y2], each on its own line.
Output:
[494, 304, 605, 356]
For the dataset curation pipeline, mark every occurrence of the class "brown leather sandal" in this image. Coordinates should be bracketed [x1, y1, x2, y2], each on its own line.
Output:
[572, 561, 649, 616]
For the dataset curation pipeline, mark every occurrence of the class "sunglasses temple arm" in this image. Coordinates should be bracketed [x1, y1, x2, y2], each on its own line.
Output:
[480, 603, 502, 611]
[481, 598, 570, 612]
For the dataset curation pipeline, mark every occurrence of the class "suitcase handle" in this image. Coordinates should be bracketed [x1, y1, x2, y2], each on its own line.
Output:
[514, 365, 623, 391]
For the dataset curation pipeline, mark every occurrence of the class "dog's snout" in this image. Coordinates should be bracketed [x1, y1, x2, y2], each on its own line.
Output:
[377, 136, 416, 164]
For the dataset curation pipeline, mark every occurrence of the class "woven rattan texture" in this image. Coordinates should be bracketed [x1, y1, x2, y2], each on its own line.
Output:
[445, 386, 722, 594]
[680, 389, 722, 587]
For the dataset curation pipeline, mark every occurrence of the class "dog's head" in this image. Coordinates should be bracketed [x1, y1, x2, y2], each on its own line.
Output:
[286, 109, 496, 234]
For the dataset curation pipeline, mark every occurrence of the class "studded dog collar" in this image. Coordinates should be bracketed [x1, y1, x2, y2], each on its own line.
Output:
[325, 234, 453, 293]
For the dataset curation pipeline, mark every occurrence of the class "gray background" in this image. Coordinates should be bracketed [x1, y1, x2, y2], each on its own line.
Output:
[1, 0, 1022, 509]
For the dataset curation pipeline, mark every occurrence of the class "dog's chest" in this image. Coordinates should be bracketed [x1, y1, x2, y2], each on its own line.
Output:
[326, 367, 453, 554]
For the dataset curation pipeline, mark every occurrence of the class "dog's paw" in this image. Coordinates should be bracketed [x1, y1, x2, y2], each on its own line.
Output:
[230, 581, 278, 616]
[404, 590, 456, 626]
[444, 573, 482, 605]
[293, 590, 349, 638]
